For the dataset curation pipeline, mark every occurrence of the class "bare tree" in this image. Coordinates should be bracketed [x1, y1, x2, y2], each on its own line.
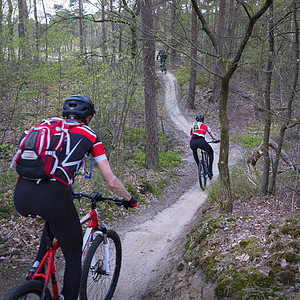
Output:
[33, 0, 39, 60]
[260, 2, 274, 195]
[269, 1, 299, 194]
[191, 0, 273, 212]
[141, 0, 159, 169]
[187, 5, 197, 109]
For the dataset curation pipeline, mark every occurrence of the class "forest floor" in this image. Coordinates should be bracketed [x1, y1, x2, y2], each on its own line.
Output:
[0, 70, 299, 299]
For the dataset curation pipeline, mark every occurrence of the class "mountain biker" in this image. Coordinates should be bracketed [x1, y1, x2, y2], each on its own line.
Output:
[13, 95, 137, 300]
[190, 114, 219, 179]
[156, 49, 167, 73]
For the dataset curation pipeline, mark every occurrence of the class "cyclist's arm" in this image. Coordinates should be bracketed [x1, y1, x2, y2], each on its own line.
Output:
[208, 131, 219, 141]
[96, 159, 131, 201]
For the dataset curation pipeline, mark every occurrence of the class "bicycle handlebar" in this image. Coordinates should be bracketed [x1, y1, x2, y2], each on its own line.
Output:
[73, 191, 124, 207]
[208, 140, 220, 144]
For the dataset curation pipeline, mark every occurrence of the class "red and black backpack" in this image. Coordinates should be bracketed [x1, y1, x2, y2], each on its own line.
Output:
[11, 118, 78, 186]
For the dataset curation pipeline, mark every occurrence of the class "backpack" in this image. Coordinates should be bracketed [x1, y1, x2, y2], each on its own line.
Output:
[11, 118, 78, 186]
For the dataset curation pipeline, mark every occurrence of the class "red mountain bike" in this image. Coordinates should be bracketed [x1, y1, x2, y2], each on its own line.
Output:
[4, 191, 125, 300]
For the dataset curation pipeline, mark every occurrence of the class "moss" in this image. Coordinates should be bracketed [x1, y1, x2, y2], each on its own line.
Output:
[270, 241, 284, 252]
[215, 267, 276, 298]
[283, 252, 299, 263]
[288, 241, 300, 252]
[140, 181, 163, 197]
[278, 270, 296, 285]
[292, 229, 300, 239]
[238, 237, 261, 258]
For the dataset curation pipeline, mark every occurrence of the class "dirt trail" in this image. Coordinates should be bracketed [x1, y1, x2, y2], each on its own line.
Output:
[113, 72, 219, 299]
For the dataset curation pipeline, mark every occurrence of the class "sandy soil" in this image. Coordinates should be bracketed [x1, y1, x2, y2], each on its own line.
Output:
[112, 71, 221, 299]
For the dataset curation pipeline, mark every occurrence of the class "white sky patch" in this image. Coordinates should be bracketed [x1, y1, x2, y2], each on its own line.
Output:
[26, 0, 100, 21]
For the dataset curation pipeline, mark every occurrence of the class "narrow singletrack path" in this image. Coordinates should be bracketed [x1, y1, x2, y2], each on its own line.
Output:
[113, 72, 219, 299]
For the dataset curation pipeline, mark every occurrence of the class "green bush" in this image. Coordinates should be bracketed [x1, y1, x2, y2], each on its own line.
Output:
[131, 149, 182, 167]
[231, 134, 263, 148]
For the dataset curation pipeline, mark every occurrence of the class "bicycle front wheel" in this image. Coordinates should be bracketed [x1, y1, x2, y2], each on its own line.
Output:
[4, 280, 52, 300]
[198, 161, 207, 190]
[80, 229, 122, 300]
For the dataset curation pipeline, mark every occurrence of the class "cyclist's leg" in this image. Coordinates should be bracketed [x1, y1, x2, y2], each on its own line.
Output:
[190, 139, 200, 166]
[47, 187, 82, 299]
[14, 179, 82, 299]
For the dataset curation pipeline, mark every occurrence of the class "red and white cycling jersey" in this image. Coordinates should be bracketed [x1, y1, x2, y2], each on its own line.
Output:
[57, 122, 107, 179]
[190, 122, 211, 139]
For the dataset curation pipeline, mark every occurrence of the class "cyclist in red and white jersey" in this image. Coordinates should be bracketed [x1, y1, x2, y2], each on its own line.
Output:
[190, 114, 219, 179]
[13, 95, 137, 300]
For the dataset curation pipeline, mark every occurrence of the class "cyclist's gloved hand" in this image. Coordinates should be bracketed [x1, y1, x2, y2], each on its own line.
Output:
[214, 139, 220, 143]
[123, 197, 138, 209]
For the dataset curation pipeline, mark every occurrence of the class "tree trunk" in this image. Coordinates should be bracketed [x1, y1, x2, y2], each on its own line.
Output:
[187, 6, 197, 109]
[33, 0, 39, 60]
[7, 0, 15, 61]
[269, 1, 299, 194]
[41, 0, 48, 61]
[18, 0, 28, 59]
[218, 76, 233, 212]
[212, 0, 226, 102]
[170, 0, 177, 67]
[141, 0, 159, 169]
[79, 0, 85, 53]
[260, 3, 274, 196]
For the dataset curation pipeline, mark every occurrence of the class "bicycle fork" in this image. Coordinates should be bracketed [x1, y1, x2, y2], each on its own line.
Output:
[91, 226, 110, 276]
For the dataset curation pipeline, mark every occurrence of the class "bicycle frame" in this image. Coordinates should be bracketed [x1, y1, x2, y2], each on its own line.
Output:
[30, 193, 121, 299]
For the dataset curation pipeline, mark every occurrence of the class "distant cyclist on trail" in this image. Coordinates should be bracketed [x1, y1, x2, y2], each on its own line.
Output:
[190, 114, 219, 179]
[156, 48, 167, 74]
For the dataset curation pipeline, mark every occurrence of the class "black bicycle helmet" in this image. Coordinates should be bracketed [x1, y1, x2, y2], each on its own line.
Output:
[62, 95, 96, 119]
[195, 114, 204, 122]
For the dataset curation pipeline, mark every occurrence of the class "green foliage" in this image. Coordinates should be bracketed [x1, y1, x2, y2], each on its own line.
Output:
[0, 143, 15, 160]
[131, 149, 182, 167]
[173, 67, 191, 86]
[124, 127, 146, 145]
[173, 67, 210, 88]
[0, 166, 18, 219]
[231, 134, 263, 148]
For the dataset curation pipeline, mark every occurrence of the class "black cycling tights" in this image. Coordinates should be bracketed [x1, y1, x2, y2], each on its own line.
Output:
[190, 138, 214, 175]
[14, 178, 82, 300]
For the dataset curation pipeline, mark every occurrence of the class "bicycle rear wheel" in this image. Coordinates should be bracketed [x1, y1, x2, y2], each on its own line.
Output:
[80, 229, 122, 300]
[198, 161, 207, 190]
[4, 280, 52, 300]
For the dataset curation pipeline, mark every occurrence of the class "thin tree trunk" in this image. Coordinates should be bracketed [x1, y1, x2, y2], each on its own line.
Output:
[7, 0, 15, 61]
[33, 0, 39, 60]
[170, 0, 177, 67]
[41, 0, 48, 61]
[260, 3, 274, 195]
[187, 6, 197, 109]
[79, 0, 84, 53]
[269, 1, 299, 194]
[141, 0, 159, 169]
[212, 0, 226, 102]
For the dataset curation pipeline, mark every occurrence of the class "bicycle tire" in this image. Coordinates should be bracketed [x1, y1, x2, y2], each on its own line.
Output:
[198, 161, 207, 190]
[4, 280, 52, 300]
[80, 229, 122, 300]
